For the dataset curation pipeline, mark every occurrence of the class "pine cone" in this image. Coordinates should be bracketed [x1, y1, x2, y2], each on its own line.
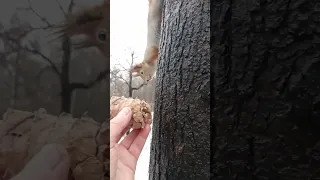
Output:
[110, 96, 152, 129]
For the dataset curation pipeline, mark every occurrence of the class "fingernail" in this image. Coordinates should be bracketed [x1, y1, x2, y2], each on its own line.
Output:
[122, 107, 131, 115]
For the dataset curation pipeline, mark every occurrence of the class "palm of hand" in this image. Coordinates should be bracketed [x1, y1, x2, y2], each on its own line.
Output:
[110, 107, 151, 180]
[110, 143, 137, 180]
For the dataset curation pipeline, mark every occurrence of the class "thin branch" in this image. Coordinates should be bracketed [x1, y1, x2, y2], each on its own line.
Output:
[54, 0, 67, 17]
[116, 75, 129, 86]
[67, 0, 75, 13]
[16, 1, 55, 31]
[23, 47, 61, 76]
[116, 69, 128, 73]
[132, 55, 138, 59]
[28, 24, 54, 31]
[132, 81, 147, 91]
[0, 31, 61, 76]
[1, 27, 33, 43]
[116, 63, 129, 72]
[70, 69, 109, 90]
[6, 1, 62, 77]
[127, 51, 135, 66]
[36, 65, 57, 82]
[20, 0, 53, 27]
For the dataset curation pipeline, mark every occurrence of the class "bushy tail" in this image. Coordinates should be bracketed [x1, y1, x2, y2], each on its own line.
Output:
[144, 0, 163, 60]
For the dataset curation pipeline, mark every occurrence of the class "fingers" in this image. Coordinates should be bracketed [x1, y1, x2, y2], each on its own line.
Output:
[120, 126, 131, 139]
[120, 129, 140, 149]
[52, 154, 71, 180]
[128, 124, 151, 159]
[146, 118, 152, 124]
[110, 107, 132, 147]
[11, 144, 70, 180]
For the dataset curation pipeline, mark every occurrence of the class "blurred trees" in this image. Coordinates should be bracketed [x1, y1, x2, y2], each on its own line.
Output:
[0, 0, 155, 124]
[110, 51, 156, 107]
[0, 0, 109, 122]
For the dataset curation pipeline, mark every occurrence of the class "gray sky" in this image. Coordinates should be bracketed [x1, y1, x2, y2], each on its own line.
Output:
[110, 0, 148, 69]
[0, 0, 148, 70]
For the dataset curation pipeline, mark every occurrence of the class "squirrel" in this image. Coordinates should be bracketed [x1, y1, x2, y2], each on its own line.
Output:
[49, 0, 110, 58]
[130, 0, 163, 83]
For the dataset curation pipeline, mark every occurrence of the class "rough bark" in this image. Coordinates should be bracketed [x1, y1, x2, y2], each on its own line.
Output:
[149, 0, 211, 180]
[212, 0, 320, 179]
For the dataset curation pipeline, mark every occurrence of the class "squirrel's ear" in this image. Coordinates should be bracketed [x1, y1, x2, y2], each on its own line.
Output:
[134, 64, 143, 69]
[47, 3, 104, 42]
[130, 64, 142, 72]
[130, 67, 135, 73]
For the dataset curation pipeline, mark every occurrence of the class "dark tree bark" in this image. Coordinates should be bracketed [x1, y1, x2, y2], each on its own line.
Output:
[129, 76, 133, 97]
[212, 0, 320, 179]
[60, 36, 72, 113]
[149, 1, 210, 180]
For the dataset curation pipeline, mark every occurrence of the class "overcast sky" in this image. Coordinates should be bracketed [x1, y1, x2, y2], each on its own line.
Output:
[110, 0, 148, 69]
[0, 0, 148, 69]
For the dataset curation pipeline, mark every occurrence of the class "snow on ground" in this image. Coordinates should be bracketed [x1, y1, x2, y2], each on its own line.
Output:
[134, 123, 152, 180]
[134, 112, 153, 180]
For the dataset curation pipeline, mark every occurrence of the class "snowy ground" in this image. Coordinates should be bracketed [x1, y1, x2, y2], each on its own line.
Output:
[134, 112, 153, 180]
[134, 123, 152, 180]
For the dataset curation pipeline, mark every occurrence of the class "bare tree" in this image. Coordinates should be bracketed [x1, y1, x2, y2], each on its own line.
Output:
[114, 51, 147, 97]
[0, 14, 33, 108]
[110, 67, 127, 96]
[10, 51, 20, 108]
[0, 0, 109, 114]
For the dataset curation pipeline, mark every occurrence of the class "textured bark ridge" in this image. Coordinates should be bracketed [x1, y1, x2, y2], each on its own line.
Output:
[211, 0, 320, 179]
[0, 108, 108, 180]
[149, 0, 211, 179]
[110, 96, 152, 129]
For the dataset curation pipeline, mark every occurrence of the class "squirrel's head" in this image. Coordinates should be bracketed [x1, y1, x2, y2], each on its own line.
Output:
[131, 61, 156, 82]
[130, 46, 158, 82]
[50, 0, 110, 58]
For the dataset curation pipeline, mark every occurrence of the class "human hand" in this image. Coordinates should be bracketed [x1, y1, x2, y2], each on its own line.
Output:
[110, 107, 151, 180]
[10, 144, 70, 180]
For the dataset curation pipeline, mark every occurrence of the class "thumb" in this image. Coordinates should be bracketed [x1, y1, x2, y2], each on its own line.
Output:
[11, 144, 70, 180]
[110, 107, 132, 146]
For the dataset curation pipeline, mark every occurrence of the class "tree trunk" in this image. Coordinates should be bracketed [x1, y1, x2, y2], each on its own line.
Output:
[60, 36, 72, 113]
[127, 74, 133, 136]
[212, 0, 320, 179]
[59, 3, 74, 114]
[129, 72, 133, 97]
[61, 88, 72, 114]
[11, 51, 21, 109]
[149, 1, 210, 179]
